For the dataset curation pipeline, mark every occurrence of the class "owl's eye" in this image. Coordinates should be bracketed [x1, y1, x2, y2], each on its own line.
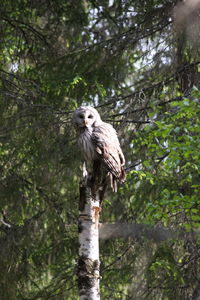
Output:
[78, 114, 84, 119]
[88, 115, 93, 119]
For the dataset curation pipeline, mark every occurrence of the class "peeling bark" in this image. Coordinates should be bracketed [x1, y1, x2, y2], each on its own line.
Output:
[78, 167, 100, 300]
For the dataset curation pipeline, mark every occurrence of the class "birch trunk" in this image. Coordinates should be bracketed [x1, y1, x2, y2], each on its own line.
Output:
[78, 166, 100, 300]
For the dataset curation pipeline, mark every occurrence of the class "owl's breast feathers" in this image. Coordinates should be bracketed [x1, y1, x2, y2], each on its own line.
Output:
[78, 127, 96, 161]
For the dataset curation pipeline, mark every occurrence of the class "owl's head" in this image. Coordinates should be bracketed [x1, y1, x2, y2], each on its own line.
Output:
[73, 106, 102, 129]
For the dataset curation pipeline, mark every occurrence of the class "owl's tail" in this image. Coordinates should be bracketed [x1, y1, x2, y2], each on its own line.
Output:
[110, 167, 126, 192]
[110, 175, 118, 192]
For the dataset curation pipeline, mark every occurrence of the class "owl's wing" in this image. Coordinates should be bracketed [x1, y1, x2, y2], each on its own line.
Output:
[92, 122, 125, 183]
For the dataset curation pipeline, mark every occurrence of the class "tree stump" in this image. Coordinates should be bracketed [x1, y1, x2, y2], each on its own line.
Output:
[77, 165, 100, 300]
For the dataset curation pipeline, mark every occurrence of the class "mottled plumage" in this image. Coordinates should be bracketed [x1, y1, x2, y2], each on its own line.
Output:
[73, 106, 125, 196]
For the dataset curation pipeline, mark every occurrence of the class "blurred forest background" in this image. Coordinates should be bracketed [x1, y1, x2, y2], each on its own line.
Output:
[0, 0, 200, 299]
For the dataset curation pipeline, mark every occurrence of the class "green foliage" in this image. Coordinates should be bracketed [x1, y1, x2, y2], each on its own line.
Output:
[126, 93, 200, 228]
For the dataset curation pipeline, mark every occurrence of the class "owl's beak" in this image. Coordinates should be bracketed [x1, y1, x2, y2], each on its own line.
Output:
[82, 120, 88, 127]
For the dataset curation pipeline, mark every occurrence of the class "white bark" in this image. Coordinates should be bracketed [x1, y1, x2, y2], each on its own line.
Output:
[78, 166, 100, 300]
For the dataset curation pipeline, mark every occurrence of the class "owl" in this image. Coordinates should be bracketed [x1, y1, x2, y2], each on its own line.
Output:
[73, 106, 125, 200]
